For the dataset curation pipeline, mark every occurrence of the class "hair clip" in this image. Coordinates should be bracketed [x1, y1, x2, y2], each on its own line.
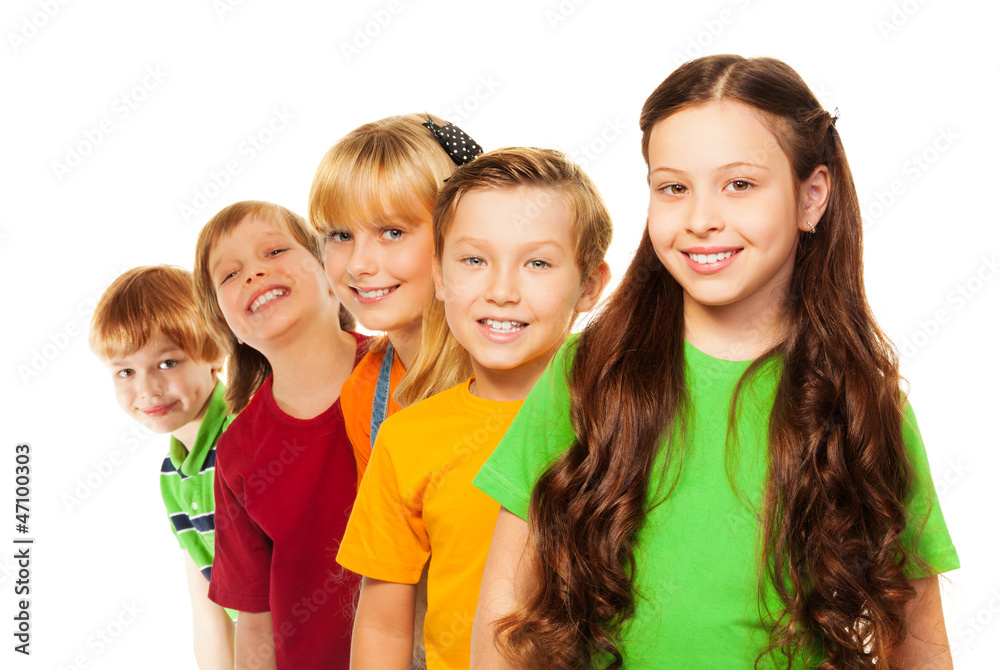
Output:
[423, 114, 483, 165]
[830, 106, 840, 127]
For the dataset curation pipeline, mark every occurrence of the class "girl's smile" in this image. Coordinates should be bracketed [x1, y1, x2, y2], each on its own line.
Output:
[350, 284, 399, 303]
[682, 246, 742, 273]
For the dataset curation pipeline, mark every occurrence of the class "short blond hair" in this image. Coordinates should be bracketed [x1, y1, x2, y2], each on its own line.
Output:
[89, 265, 225, 364]
[399, 147, 614, 406]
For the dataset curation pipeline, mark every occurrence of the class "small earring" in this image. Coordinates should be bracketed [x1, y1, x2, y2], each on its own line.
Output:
[806, 220, 816, 234]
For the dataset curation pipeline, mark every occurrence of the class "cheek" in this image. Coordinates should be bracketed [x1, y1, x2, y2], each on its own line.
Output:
[112, 383, 133, 411]
[394, 245, 435, 285]
[323, 246, 348, 280]
[215, 291, 247, 336]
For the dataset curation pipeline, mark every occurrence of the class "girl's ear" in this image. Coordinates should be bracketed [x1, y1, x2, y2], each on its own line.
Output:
[800, 165, 831, 232]
[574, 261, 613, 313]
[432, 255, 446, 302]
[211, 356, 226, 376]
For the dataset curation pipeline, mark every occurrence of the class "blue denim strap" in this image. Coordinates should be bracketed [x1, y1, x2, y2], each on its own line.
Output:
[369, 342, 395, 449]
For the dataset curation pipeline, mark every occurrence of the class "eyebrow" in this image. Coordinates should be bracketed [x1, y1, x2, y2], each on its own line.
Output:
[450, 236, 565, 252]
[651, 161, 770, 175]
[107, 346, 184, 367]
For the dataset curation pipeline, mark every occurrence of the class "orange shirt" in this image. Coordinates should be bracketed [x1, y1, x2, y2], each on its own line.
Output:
[339, 345, 406, 486]
[337, 380, 523, 670]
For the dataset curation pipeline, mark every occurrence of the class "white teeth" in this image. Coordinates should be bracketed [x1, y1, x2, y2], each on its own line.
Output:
[689, 251, 734, 264]
[250, 289, 286, 313]
[484, 318, 525, 332]
[357, 288, 393, 299]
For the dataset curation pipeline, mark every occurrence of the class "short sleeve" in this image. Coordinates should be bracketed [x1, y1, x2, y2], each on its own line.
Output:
[207, 448, 272, 612]
[898, 400, 960, 577]
[474, 337, 579, 520]
[336, 433, 429, 584]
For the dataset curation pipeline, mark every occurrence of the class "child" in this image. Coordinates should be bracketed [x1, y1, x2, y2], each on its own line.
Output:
[310, 113, 483, 670]
[336, 147, 613, 670]
[472, 55, 959, 669]
[193, 200, 362, 668]
[89, 265, 234, 669]
[309, 113, 482, 485]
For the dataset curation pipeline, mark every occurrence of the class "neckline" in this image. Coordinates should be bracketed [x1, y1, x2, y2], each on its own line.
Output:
[683, 340, 760, 379]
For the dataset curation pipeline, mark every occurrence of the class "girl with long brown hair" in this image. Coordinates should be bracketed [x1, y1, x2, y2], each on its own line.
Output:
[471, 55, 958, 669]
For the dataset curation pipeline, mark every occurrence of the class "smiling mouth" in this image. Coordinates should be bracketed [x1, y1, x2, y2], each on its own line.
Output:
[353, 286, 398, 300]
[480, 318, 526, 332]
[250, 289, 287, 313]
[685, 251, 737, 264]
[141, 402, 176, 417]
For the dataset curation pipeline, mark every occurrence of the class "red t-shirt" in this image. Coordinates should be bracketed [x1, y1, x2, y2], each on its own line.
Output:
[209, 334, 366, 668]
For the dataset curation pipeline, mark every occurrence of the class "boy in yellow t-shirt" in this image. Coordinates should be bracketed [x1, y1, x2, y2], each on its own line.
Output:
[337, 147, 613, 669]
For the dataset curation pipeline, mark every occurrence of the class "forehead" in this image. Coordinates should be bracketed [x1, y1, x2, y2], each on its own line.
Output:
[210, 215, 293, 261]
[107, 331, 183, 366]
[336, 204, 430, 232]
[448, 187, 572, 246]
[648, 101, 790, 173]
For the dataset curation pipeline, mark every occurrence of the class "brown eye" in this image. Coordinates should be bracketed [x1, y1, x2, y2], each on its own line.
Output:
[728, 180, 752, 192]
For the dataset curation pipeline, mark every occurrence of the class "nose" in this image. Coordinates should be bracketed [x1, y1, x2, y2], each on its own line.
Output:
[686, 193, 724, 236]
[485, 265, 520, 306]
[136, 371, 163, 400]
[243, 268, 265, 286]
[347, 235, 378, 278]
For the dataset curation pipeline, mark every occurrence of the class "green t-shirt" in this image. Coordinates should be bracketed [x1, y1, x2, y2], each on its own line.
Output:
[474, 337, 959, 669]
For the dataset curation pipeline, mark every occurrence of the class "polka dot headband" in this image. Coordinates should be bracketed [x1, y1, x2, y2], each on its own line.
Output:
[422, 114, 483, 165]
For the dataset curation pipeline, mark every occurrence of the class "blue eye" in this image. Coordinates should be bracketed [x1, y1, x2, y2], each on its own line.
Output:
[381, 229, 404, 241]
[116, 368, 134, 379]
[527, 259, 550, 269]
[463, 257, 485, 267]
[159, 360, 178, 370]
[327, 231, 352, 243]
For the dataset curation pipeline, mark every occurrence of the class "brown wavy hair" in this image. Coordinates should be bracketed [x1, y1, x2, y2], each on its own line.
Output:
[194, 200, 355, 414]
[497, 55, 916, 669]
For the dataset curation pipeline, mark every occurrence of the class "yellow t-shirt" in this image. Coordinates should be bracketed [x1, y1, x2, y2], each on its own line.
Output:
[339, 344, 406, 486]
[337, 379, 523, 670]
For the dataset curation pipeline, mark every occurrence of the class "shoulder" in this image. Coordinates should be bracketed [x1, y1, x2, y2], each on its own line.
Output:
[349, 331, 373, 366]
[377, 382, 469, 441]
[218, 378, 273, 446]
[342, 348, 384, 399]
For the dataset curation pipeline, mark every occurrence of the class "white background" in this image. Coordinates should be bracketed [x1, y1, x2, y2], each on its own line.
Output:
[2, 0, 997, 667]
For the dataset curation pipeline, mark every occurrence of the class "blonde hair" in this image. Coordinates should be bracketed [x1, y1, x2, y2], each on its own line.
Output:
[308, 113, 457, 238]
[89, 265, 226, 365]
[309, 113, 469, 407]
[400, 147, 614, 405]
[193, 200, 355, 414]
